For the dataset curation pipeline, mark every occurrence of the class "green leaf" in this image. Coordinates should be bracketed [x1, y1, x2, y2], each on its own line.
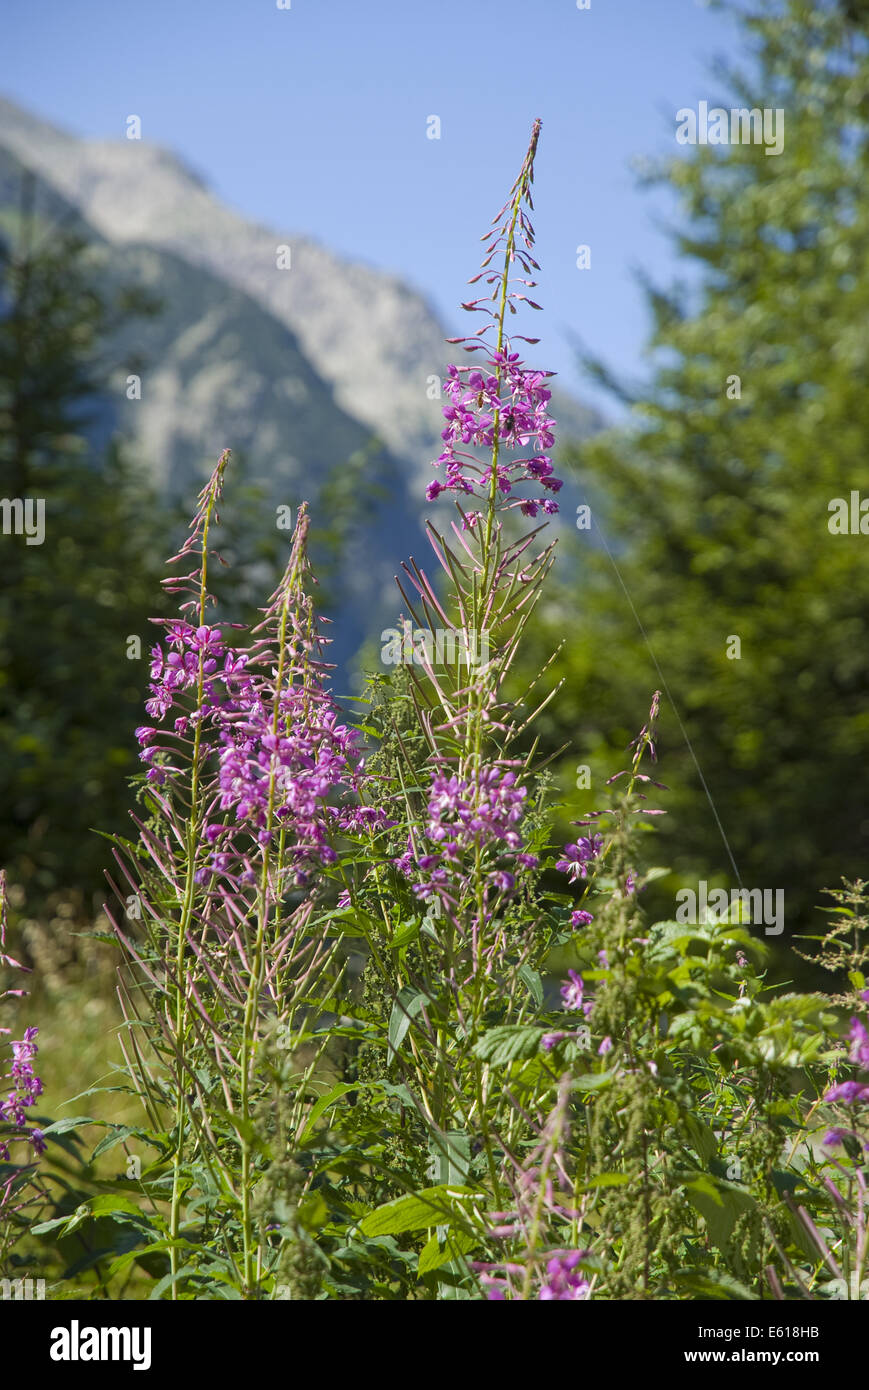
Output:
[88, 1194, 149, 1220]
[40, 1115, 99, 1136]
[518, 964, 544, 1007]
[428, 1129, 471, 1186]
[642, 867, 672, 885]
[30, 1215, 77, 1237]
[684, 1114, 719, 1164]
[90, 1125, 161, 1162]
[149, 1263, 200, 1300]
[359, 1185, 481, 1238]
[472, 1025, 545, 1066]
[418, 1227, 476, 1274]
[297, 1192, 330, 1233]
[584, 1172, 632, 1189]
[673, 1269, 758, 1301]
[103, 1236, 198, 1283]
[299, 1081, 360, 1141]
[685, 1176, 758, 1251]
[390, 919, 421, 951]
[571, 1070, 615, 1093]
[387, 986, 431, 1064]
[31, 1193, 146, 1240]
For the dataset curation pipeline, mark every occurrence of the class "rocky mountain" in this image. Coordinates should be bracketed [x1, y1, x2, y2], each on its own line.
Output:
[0, 96, 602, 670]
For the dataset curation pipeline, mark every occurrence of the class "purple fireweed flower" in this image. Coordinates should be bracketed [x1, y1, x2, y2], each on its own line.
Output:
[407, 763, 530, 903]
[560, 969, 591, 1015]
[847, 1016, 869, 1070]
[426, 767, 526, 849]
[571, 909, 594, 927]
[539, 1250, 591, 1301]
[142, 623, 229, 728]
[542, 1024, 595, 1054]
[598, 1036, 613, 1056]
[1, 874, 45, 1166]
[215, 690, 360, 868]
[433, 355, 562, 512]
[0, 1025, 44, 1161]
[428, 121, 562, 517]
[556, 836, 603, 884]
[825, 1081, 869, 1105]
[392, 845, 415, 876]
[137, 493, 372, 887]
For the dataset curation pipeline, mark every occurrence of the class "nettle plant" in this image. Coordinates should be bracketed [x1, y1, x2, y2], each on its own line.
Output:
[22, 123, 869, 1300]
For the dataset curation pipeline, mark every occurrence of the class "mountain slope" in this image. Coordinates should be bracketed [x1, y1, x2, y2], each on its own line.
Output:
[0, 141, 423, 671]
[0, 96, 603, 670]
[0, 95, 601, 475]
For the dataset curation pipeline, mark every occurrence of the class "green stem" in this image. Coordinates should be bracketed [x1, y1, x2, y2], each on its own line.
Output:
[168, 476, 223, 1299]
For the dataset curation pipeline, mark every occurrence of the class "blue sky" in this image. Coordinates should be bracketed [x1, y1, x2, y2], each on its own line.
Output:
[2, 0, 744, 419]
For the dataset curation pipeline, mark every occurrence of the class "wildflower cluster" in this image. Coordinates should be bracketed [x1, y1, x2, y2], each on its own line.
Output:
[538, 1250, 592, 1301]
[0, 873, 44, 1164]
[430, 357, 561, 516]
[135, 485, 378, 889]
[824, 989, 869, 1144]
[15, 119, 865, 1309]
[477, 1250, 591, 1301]
[406, 763, 535, 901]
[0, 1028, 44, 1160]
[214, 684, 362, 868]
[429, 118, 562, 519]
[556, 834, 603, 884]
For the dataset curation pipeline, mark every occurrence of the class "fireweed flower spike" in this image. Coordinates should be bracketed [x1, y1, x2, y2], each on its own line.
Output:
[20, 118, 863, 1307]
[0, 872, 44, 1166]
[407, 764, 530, 904]
[358, 124, 570, 1068]
[431, 118, 562, 520]
[349, 122, 574, 1218]
[538, 1250, 592, 1301]
[471, 1078, 591, 1300]
[847, 1016, 869, 1069]
[108, 459, 379, 1299]
[824, 1001, 869, 1110]
[210, 506, 372, 882]
[556, 835, 603, 884]
[560, 969, 593, 1019]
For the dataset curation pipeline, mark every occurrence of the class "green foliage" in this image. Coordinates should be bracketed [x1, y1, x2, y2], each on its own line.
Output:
[0, 181, 175, 905]
[5, 72, 869, 1305]
[514, 0, 869, 944]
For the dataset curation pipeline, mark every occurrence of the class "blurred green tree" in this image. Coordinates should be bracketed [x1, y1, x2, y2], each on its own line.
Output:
[0, 173, 173, 906]
[515, 0, 869, 945]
